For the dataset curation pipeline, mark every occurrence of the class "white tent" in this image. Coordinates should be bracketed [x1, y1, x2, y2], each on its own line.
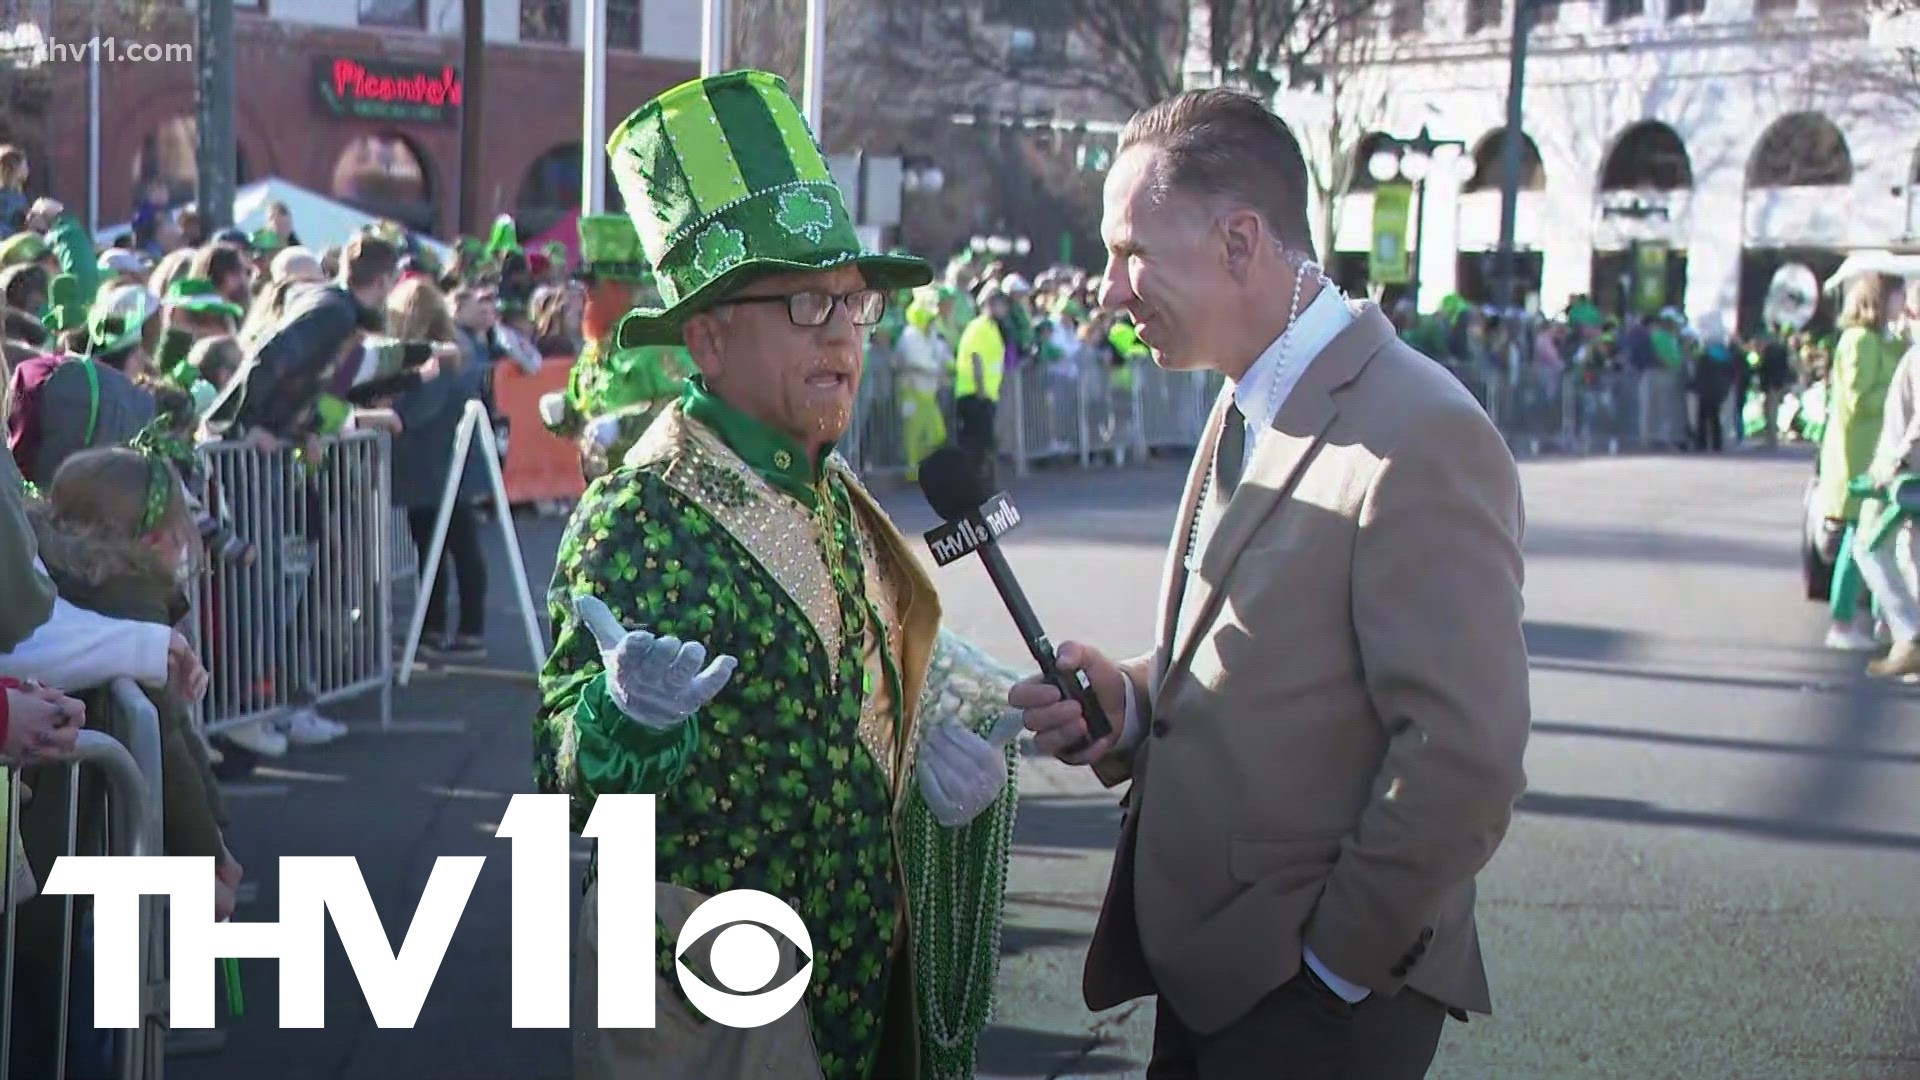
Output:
[1823, 250, 1920, 295]
[94, 177, 453, 263]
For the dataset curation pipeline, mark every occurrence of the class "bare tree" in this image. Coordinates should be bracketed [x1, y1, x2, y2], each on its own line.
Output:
[880, 0, 1386, 119]
[1269, 21, 1390, 260]
[1198, 0, 1387, 97]
[870, 0, 1186, 116]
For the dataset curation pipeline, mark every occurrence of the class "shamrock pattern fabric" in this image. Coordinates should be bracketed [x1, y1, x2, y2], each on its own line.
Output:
[538, 431, 903, 1080]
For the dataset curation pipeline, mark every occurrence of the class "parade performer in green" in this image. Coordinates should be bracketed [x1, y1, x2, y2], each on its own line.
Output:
[536, 71, 1022, 1080]
[538, 213, 697, 481]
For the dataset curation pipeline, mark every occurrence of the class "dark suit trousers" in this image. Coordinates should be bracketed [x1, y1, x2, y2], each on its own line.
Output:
[1146, 968, 1449, 1080]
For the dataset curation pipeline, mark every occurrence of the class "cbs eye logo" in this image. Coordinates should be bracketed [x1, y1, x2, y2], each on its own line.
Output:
[674, 890, 815, 1028]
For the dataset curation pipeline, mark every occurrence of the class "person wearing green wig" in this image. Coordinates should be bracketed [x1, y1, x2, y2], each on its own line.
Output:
[539, 70, 1022, 1080]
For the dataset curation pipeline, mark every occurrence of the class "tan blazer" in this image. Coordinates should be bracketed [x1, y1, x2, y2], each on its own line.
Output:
[1083, 303, 1531, 1036]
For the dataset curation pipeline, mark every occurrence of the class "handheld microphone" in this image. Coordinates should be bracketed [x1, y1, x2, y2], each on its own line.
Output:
[916, 446, 1114, 746]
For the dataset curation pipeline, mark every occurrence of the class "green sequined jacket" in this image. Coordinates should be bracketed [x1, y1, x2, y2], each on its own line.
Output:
[537, 379, 1018, 1080]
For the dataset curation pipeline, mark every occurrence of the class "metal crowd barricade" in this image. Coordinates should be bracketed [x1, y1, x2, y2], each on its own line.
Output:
[1505, 368, 1569, 455]
[832, 345, 1701, 484]
[1082, 363, 1148, 466]
[0, 678, 166, 1080]
[1006, 360, 1087, 472]
[1636, 367, 1690, 449]
[1561, 369, 1640, 455]
[1131, 361, 1220, 454]
[190, 430, 397, 736]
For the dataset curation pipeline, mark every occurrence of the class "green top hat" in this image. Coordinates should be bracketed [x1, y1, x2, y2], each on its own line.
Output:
[164, 277, 245, 323]
[606, 69, 930, 349]
[41, 273, 86, 336]
[577, 214, 650, 281]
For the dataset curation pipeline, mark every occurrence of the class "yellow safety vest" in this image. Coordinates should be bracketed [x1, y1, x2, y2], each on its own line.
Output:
[954, 315, 1005, 400]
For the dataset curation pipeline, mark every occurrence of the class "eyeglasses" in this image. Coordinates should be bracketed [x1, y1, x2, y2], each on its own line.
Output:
[721, 289, 888, 327]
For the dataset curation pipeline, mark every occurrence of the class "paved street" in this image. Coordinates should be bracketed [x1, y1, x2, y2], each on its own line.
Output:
[171, 444, 1920, 1080]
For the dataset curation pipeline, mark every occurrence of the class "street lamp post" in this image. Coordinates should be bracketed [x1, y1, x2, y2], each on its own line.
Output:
[1368, 124, 1465, 311]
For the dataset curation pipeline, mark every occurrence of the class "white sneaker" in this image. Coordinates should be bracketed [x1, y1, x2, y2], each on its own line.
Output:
[279, 707, 348, 746]
[225, 721, 289, 758]
[1825, 625, 1880, 651]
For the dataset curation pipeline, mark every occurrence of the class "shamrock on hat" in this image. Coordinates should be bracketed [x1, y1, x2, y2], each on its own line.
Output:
[604, 69, 930, 348]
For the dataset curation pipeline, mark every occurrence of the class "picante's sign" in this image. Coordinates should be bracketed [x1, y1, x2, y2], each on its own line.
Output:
[317, 57, 462, 124]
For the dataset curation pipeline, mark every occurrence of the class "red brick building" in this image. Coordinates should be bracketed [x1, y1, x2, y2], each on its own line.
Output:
[35, 4, 698, 241]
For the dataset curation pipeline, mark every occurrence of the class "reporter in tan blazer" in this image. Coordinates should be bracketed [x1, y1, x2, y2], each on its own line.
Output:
[1012, 90, 1531, 1079]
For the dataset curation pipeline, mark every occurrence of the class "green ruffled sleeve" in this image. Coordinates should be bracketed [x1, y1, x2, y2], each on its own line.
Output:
[571, 671, 700, 796]
[536, 469, 724, 831]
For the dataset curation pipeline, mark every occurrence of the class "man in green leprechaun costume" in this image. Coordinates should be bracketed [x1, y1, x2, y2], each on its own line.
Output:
[536, 71, 1024, 1080]
[537, 213, 697, 482]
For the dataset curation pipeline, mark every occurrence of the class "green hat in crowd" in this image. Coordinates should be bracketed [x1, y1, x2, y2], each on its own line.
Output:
[164, 277, 245, 323]
[251, 227, 285, 253]
[41, 273, 86, 336]
[87, 283, 159, 356]
[605, 69, 931, 348]
[486, 214, 521, 259]
[576, 214, 651, 282]
[0, 231, 46, 267]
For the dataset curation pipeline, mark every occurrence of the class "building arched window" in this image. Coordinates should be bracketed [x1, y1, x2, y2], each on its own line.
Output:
[131, 115, 251, 212]
[1600, 121, 1693, 191]
[1462, 129, 1545, 193]
[332, 132, 434, 231]
[516, 142, 624, 237]
[1747, 113, 1852, 188]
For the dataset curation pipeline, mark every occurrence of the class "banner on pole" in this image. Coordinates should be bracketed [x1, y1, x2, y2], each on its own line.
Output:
[1369, 182, 1412, 285]
[1634, 241, 1669, 315]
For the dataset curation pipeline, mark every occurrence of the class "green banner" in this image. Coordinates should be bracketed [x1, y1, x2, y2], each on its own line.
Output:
[1369, 182, 1412, 285]
[1634, 241, 1668, 314]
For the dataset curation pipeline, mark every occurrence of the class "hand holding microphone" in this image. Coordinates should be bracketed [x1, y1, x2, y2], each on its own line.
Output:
[1008, 642, 1129, 765]
[915, 446, 1116, 757]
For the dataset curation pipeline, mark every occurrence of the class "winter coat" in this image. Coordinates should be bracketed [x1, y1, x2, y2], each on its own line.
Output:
[391, 361, 490, 510]
[0, 443, 54, 650]
[14, 500, 228, 972]
[210, 284, 377, 440]
[11, 355, 156, 487]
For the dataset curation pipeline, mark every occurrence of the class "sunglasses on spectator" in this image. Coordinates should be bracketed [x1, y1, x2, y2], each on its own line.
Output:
[718, 288, 888, 327]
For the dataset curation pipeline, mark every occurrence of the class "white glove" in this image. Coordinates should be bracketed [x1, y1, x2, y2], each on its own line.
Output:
[573, 593, 737, 730]
[538, 391, 569, 429]
[916, 710, 1025, 828]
